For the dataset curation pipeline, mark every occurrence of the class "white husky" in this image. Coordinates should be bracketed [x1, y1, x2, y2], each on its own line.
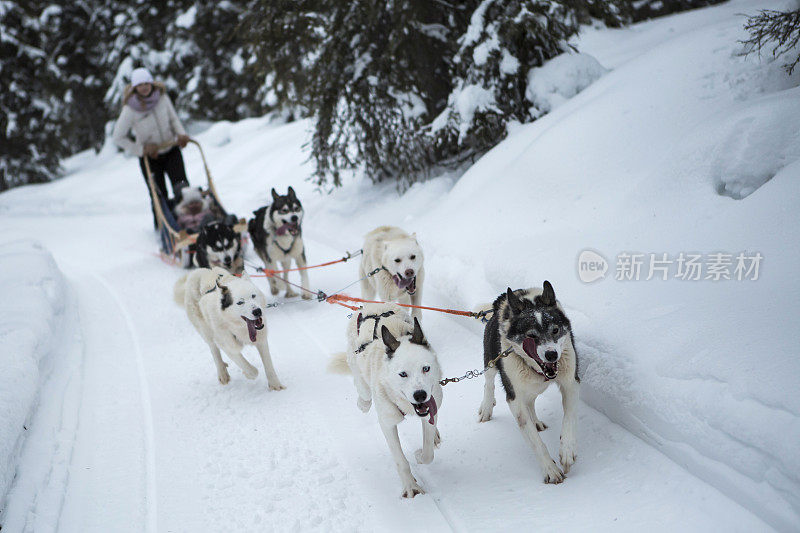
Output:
[174, 267, 285, 389]
[360, 226, 425, 323]
[329, 303, 442, 498]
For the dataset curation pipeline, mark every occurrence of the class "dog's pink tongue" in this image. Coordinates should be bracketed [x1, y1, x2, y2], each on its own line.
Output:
[275, 223, 298, 236]
[522, 337, 538, 359]
[393, 274, 411, 289]
[243, 317, 257, 342]
[426, 397, 438, 425]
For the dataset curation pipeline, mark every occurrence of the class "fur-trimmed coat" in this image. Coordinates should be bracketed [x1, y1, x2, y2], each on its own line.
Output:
[112, 82, 186, 158]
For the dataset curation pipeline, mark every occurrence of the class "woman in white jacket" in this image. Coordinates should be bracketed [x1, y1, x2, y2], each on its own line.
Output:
[112, 67, 191, 228]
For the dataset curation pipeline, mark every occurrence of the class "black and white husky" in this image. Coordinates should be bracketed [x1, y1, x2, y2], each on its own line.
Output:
[247, 187, 311, 299]
[360, 226, 425, 322]
[478, 281, 579, 484]
[329, 304, 442, 498]
[192, 220, 244, 274]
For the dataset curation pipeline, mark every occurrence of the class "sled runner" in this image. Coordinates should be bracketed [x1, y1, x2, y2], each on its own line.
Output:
[143, 139, 246, 262]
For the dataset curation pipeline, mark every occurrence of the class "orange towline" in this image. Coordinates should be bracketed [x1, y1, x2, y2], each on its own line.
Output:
[325, 293, 483, 318]
[249, 250, 362, 277]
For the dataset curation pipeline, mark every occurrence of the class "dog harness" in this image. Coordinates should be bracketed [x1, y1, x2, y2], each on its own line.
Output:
[271, 236, 295, 255]
[354, 310, 396, 354]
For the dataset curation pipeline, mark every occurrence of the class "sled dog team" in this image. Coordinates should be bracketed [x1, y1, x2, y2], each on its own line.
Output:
[174, 187, 579, 497]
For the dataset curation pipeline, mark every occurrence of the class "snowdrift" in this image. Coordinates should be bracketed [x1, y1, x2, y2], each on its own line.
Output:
[0, 241, 68, 504]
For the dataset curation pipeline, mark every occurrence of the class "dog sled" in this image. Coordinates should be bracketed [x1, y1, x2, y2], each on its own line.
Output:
[143, 139, 246, 262]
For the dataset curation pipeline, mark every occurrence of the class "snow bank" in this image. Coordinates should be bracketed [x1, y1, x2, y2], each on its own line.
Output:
[702, 85, 800, 199]
[526, 52, 608, 113]
[0, 241, 68, 506]
[416, 1, 800, 528]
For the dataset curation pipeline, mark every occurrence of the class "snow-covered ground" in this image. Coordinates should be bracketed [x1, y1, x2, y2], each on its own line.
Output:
[1, 0, 799, 531]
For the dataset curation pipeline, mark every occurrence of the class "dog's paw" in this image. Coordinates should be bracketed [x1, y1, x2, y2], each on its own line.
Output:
[434, 429, 442, 448]
[357, 397, 372, 413]
[268, 381, 286, 391]
[270, 286, 279, 296]
[536, 421, 548, 432]
[301, 292, 312, 300]
[415, 448, 434, 465]
[243, 365, 258, 380]
[217, 369, 231, 385]
[560, 439, 577, 474]
[542, 460, 565, 484]
[477, 402, 494, 422]
[401, 481, 425, 498]
[284, 290, 298, 298]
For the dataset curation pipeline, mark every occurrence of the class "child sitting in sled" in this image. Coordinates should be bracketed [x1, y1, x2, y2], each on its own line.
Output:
[174, 185, 218, 233]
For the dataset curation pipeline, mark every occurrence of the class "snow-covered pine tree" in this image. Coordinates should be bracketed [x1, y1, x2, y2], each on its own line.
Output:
[301, 0, 477, 189]
[0, 1, 67, 190]
[425, 0, 587, 174]
[240, 0, 327, 116]
[168, 1, 267, 121]
[1, 0, 270, 191]
[39, 2, 111, 152]
[742, 8, 800, 74]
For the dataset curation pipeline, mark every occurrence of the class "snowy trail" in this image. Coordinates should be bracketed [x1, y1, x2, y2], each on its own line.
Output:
[0, 214, 771, 531]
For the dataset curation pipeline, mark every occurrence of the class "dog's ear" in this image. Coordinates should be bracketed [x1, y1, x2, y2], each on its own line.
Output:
[271, 188, 279, 201]
[538, 280, 556, 306]
[381, 325, 400, 356]
[410, 317, 427, 346]
[287, 186, 296, 199]
[219, 281, 233, 309]
[506, 287, 524, 314]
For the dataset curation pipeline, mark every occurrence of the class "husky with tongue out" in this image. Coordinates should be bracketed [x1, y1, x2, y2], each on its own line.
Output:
[477, 281, 579, 485]
[247, 186, 310, 299]
[359, 226, 425, 323]
[328, 303, 442, 498]
[174, 267, 285, 390]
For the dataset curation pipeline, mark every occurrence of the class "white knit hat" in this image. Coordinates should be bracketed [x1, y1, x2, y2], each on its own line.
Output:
[130, 67, 154, 87]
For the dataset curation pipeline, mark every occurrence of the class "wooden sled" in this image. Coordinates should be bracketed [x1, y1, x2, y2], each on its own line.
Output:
[143, 139, 246, 264]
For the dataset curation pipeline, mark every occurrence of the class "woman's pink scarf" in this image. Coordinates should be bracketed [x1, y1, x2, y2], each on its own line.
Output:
[127, 89, 162, 112]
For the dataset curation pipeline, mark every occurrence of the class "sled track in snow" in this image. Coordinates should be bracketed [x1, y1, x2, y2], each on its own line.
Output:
[92, 273, 159, 533]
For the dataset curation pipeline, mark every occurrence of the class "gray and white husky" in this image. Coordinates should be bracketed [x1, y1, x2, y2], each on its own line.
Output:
[477, 281, 579, 484]
[247, 187, 311, 299]
[329, 304, 442, 498]
[360, 226, 425, 322]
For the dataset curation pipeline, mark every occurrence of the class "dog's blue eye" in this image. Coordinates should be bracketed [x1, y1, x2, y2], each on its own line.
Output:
[399, 372, 408, 378]
[422, 366, 430, 373]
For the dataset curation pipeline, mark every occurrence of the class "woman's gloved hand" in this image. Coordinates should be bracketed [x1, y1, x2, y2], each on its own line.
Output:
[144, 143, 160, 158]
